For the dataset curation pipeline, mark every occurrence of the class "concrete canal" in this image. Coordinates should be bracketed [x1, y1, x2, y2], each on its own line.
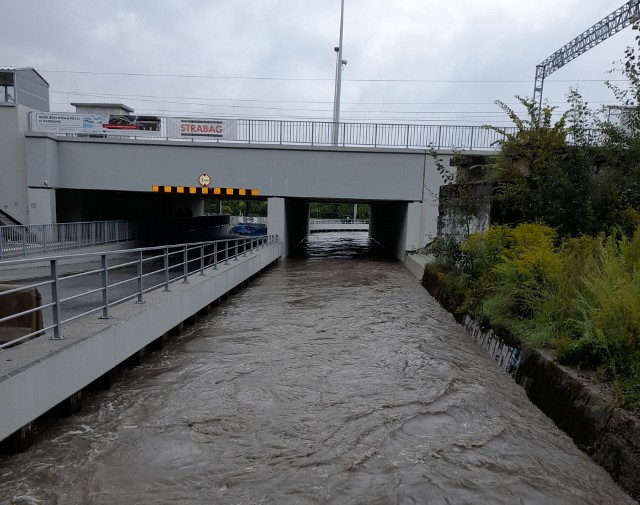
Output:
[0, 233, 634, 504]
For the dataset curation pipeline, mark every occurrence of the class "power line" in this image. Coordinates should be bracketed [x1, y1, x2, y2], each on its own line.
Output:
[50, 97, 571, 116]
[40, 69, 628, 84]
[49, 89, 621, 107]
[51, 100, 567, 123]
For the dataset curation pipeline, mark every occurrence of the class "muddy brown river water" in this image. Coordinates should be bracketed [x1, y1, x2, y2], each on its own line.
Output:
[0, 233, 635, 504]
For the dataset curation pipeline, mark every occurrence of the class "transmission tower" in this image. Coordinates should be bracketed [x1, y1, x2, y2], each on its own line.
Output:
[533, 0, 640, 115]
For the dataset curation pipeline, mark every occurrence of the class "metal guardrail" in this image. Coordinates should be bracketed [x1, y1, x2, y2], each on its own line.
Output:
[30, 114, 515, 150]
[232, 121, 511, 150]
[0, 221, 132, 260]
[0, 234, 278, 350]
[309, 219, 369, 225]
[0, 216, 231, 260]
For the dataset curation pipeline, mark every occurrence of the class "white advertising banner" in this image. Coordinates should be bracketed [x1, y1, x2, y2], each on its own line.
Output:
[167, 117, 237, 140]
[35, 113, 107, 133]
[33, 113, 162, 136]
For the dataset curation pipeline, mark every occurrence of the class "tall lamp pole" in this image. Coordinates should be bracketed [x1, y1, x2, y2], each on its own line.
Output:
[332, 0, 346, 145]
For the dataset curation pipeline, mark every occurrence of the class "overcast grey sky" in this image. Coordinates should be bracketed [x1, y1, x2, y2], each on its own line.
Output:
[3, 0, 638, 125]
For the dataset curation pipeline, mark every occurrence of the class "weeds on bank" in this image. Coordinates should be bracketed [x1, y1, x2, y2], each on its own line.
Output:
[424, 222, 640, 413]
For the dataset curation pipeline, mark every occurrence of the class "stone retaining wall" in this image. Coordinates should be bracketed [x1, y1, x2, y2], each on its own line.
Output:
[421, 272, 640, 501]
[516, 348, 640, 500]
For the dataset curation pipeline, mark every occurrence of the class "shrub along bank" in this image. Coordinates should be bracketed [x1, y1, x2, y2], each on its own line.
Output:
[423, 221, 640, 414]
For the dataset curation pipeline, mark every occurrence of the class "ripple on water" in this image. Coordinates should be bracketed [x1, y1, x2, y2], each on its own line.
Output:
[0, 233, 635, 505]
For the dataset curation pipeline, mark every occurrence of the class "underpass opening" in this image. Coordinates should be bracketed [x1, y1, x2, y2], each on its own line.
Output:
[269, 197, 419, 260]
[53, 188, 271, 245]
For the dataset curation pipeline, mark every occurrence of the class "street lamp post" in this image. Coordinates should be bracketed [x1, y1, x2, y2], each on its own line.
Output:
[332, 0, 346, 146]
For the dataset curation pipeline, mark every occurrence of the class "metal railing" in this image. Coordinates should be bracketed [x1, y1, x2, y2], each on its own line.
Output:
[0, 216, 231, 260]
[309, 219, 369, 225]
[0, 221, 132, 260]
[0, 235, 278, 350]
[30, 113, 515, 150]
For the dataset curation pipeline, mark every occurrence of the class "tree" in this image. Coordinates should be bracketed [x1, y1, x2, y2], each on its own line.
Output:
[486, 96, 597, 237]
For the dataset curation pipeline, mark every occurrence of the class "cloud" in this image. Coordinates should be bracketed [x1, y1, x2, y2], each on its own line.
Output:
[2, 0, 636, 123]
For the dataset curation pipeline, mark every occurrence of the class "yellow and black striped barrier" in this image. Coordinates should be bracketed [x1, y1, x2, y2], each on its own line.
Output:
[152, 186, 259, 196]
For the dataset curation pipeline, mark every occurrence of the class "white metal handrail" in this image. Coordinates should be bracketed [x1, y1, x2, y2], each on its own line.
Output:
[0, 216, 231, 260]
[30, 113, 515, 150]
[309, 219, 369, 225]
[0, 234, 278, 350]
[0, 220, 132, 260]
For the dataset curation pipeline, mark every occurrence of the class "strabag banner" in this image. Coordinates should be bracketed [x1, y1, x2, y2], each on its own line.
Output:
[33, 113, 161, 135]
[166, 118, 237, 140]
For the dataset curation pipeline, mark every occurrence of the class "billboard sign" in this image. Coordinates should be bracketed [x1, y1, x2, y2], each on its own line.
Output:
[102, 115, 161, 132]
[33, 113, 161, 135]
[167, 118, 237, 140]
[35, 113, 106, 133]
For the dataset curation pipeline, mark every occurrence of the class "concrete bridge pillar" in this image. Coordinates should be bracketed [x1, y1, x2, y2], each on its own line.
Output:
[405, 200, 438, 251]
[369, 200, 437, 259]
[267, 197, 309, 258]
[369, 202, 408, 259]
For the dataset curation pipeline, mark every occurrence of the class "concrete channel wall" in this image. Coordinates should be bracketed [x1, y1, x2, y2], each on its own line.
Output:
[413, 254, 640, 502]
[0, 242, 282, 450]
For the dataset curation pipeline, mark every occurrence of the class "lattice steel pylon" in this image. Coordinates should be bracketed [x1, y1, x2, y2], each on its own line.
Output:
[533, 0, 640, 118]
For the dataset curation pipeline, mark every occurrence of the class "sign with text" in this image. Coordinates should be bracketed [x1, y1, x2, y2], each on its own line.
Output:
[34, 113, 161, 136]
[167, 118, 237, 140]
[35, 113, 106, 133]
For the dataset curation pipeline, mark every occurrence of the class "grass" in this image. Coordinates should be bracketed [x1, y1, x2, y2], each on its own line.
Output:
[424, 222, 640, 414]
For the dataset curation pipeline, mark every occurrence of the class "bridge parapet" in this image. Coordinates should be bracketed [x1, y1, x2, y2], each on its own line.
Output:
[29, 113, 511, 150]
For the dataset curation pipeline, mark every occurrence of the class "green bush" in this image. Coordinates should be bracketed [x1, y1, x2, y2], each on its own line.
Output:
[426, 222, 640, 413]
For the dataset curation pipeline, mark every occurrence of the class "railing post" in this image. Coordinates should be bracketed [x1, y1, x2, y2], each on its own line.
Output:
[311, 122, 314, 146]
[405, 124, 410, 148]
[136, 250, 144, 303]
[243, 238, 248, 257]
[279, 121, 283, 145]
[200, 244, 205, 275]
[182, 245, 189, 284]
[49, 259, 64, 340]
[22, 226, 27, 256]
[213, 242, 218, 270]
[470, 126, 475, 150]
[224, 241, 229, 265]
[234, 239, 239, 261]
[100, 254, 110, 319]
[163, 247, 171, 291]
[437, 125, 442, 149]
